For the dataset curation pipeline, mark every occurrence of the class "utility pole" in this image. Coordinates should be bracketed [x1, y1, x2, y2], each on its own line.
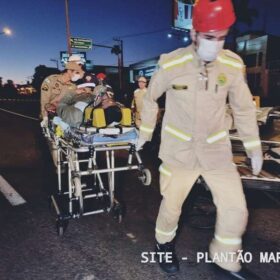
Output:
[65, 0, 71, 55]
[113, 38, 124, 91]
[91, 42, 123, 91]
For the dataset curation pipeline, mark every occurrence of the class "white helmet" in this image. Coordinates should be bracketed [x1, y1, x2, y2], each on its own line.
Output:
[68, 54, 85, 65]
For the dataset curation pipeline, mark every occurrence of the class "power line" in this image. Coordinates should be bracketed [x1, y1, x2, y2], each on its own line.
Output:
[96, 28, 170, 46]
[115, 28, 170, 39]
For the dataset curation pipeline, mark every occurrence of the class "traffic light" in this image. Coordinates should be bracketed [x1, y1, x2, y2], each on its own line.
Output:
[111, 45, 121, 55]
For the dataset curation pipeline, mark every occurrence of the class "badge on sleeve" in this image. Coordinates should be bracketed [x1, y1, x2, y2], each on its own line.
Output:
[217, 73, 227, 86]
[42, 84, 49, 91]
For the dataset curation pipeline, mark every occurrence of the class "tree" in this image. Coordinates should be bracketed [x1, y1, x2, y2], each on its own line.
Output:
[32, 65, 60, 97]
[0, 77, 3, 97]
[3, 79, 18, 98]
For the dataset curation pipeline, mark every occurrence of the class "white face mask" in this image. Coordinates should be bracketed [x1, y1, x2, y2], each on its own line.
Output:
[197, 37, 225, 62]
[71, 73, 81, 82]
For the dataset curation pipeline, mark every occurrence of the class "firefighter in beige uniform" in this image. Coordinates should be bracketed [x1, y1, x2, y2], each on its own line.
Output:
[40, 61, 84, 118]
[137, 1, 262, 279]
[131, 76, 148, 128]
[40, 61, 84, 166]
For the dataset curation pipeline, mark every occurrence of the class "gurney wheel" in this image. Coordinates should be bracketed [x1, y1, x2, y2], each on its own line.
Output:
[141, 169, 152, 186]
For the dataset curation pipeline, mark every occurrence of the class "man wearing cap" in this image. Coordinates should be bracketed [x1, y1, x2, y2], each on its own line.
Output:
[131, 76, 148, 128]
[40, 62, 84, 167]
[137, 0, 262, 279]
[40, 61, 84, 119]
[68, 54, 85, 66]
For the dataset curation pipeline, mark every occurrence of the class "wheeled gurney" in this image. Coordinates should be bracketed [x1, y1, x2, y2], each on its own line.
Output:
[42, 111, 151, 236]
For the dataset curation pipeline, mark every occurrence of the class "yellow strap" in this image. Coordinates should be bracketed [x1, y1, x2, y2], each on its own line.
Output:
[244, 139, 261, 150]
[162, 53, 193, 70]
[156, 226, 178, 236]
[139, 124, 153, 134]
[159, 164, 172, 177]
[165, 125, 192, 142]
[215, 234, 242, 245]
[55, 126, 64, 137]
[217, 56, 243, 69]
[207, 130, 227, 144]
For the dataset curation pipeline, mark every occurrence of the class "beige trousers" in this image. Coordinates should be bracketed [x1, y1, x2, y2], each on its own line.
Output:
[155, 165, 248, 272]
[47, 139, 58, 167]
[135, 112, 141, 128]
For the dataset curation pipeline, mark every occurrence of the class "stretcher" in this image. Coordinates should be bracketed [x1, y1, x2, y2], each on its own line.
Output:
[230, 107, 280, 194]
[231, 134, 280, 193]
[42, 109, 151, 236]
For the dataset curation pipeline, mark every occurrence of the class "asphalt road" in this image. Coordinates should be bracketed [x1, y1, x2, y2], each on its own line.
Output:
[0, 100, 279, 280]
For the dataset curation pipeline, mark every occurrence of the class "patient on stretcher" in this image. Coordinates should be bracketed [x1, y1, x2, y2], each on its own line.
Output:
[56, 73, 123, 128]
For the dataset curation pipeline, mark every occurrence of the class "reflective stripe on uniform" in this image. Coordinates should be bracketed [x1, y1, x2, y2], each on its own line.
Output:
[156, 226, 178, 236]
[159, 164, 172, 177]
[244, 139, 261, 150]
[215, 234, 242, 245]
[139, 124, 153, 134]
[217, 56, 243, 69]
[165, 125, 192, 142]
[207, 130, 227, 144]
[162, 53, 193, 70]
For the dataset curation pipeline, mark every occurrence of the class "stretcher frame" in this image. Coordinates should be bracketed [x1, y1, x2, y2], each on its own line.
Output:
[43, 122, 151, 236]
[230, 133, 280, 194]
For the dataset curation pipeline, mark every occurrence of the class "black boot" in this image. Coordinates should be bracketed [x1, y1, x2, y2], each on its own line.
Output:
[155, 240, 179, 274]
[213, 263, 261, 280]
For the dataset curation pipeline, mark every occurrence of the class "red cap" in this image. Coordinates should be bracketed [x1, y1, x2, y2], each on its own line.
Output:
[97, 73, 106, 80]
[192, 0, 236, 32]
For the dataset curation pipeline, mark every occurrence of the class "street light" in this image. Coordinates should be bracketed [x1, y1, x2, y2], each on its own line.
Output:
[0, 27, 12, 36]
[167, 31, 189, 43]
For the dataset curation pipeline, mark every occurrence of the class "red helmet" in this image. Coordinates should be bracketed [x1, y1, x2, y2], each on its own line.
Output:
[192, 0, 236, 32]
[97, 73, 106, 80]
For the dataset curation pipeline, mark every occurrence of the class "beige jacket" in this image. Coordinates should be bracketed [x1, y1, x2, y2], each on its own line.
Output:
[40, 74, 76, 118]
[139, 44, 261, 170]
[131, 88, 147, 127]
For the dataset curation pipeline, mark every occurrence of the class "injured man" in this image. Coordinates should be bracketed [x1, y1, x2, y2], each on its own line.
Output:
[56, 73, 123, 128]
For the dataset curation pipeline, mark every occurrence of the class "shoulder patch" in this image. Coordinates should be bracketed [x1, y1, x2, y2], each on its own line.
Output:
[42, 84, 49, 91]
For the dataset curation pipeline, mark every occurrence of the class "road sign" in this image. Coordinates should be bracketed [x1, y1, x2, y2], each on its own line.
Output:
[60, 51, 87, 65]
[70, 37, 92, 50]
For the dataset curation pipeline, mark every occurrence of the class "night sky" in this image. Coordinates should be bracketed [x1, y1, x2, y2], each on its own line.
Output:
[0, 0, 279, 84]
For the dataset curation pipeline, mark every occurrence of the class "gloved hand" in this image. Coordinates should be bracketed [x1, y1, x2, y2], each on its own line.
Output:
[74, 101, 88, 112]
[247, 148, 263, 175]
[40, 116, 48, 128]
[53, 116, 70, 131]
[136, 138, 146, 151]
